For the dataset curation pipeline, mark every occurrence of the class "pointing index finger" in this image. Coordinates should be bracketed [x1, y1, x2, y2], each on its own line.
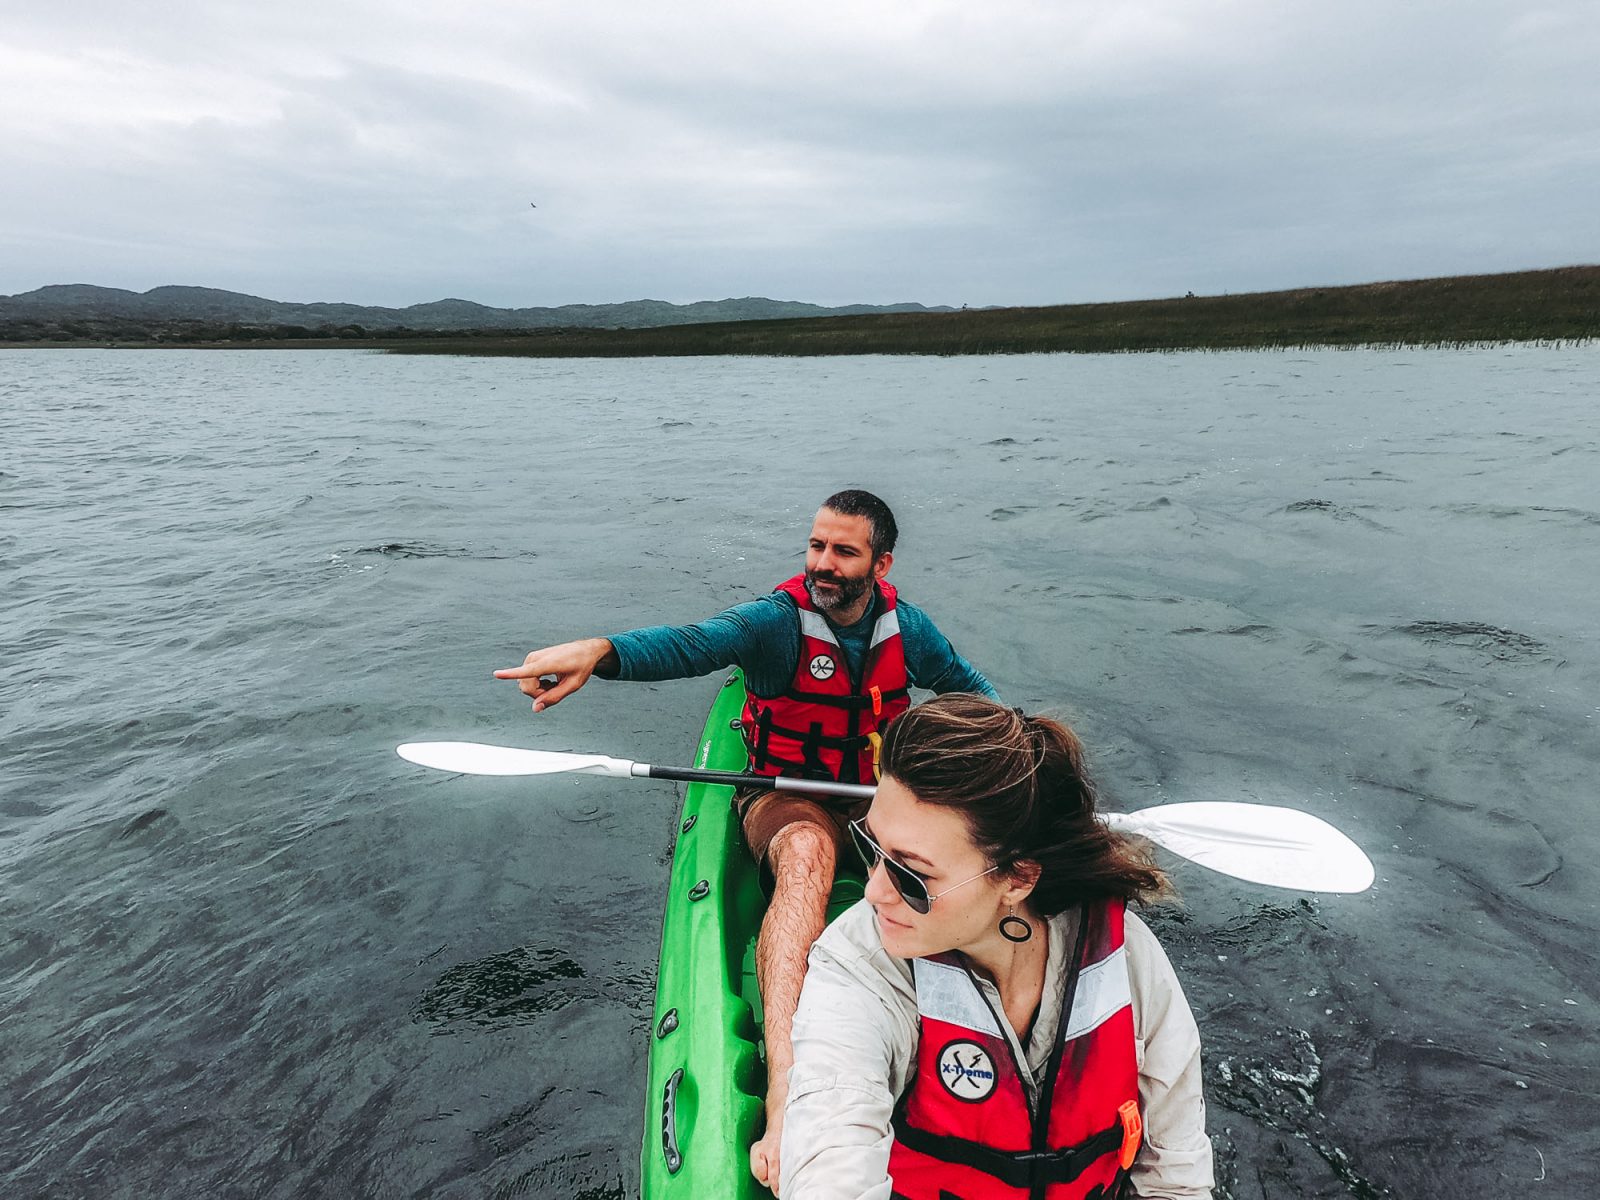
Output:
[493, 664, 542, 679]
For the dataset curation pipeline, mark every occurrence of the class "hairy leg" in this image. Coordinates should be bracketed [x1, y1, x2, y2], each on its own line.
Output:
[748, 819, 837, 1194]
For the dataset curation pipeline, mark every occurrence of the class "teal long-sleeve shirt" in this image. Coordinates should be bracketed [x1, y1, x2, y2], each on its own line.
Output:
[605, 588, 997, 702]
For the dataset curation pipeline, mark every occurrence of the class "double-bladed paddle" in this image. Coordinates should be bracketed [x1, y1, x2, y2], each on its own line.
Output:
[396, 741, 1375, 894]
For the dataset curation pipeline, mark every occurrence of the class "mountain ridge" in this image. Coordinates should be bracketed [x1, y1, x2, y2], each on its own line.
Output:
[0, 284, 955, 332]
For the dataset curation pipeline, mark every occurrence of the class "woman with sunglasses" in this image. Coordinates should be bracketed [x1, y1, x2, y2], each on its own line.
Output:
[780, 694, 1213, 1199]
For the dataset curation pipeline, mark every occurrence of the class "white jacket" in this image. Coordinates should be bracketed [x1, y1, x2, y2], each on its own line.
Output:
[781, 899, 1215, 1199]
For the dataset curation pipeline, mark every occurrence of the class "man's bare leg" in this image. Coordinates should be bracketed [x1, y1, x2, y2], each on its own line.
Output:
[748, 820, 836, 1194]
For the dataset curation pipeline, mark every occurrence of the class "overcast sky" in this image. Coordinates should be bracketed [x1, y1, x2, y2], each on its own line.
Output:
[3, 1, 1596, 308]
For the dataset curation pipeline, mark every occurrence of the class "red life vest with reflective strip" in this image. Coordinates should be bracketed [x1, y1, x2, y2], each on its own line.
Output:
[887, 900, 1143, 1200]
[739, 574, 910, 785]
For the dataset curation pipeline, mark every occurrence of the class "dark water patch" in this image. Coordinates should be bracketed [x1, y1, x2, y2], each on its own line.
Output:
[1148, 898, 1327, 956]
[987, 505, 1035, 521]
[413, 946, 588, 1032]
[1209, 1026, 1393, 1199]
[1452, 811, 1563, 890]
[1211, 900, 1324, 946]
[351, 541, 534, 561]
[657, 420, 693, 429]
[556, 798, 609, 824]
[1354, 775, 1563, 888]
[1138, 469, 1205, 488]
[1352, 775, 1475, 815]
[1359, 1037, 1575, 1188]
[1325, 651, 1459, 697]
[136, 569, 212, 590]
[1275, 499, 1391, 530]
[1387, 620, 1554, 664]
[1531, 505, 1600, 524]
[0, 795, 51, 820]
[99, 705, 369, 764]
[1064, 588, 1186, 606]
[475, 1087, 564, 1160]
[1324, 470, 1408, 483]
[1442, 502, 1600, 527]
[113, 709, 207, 738]
[1435, 860, 1598, 1001]
[117, 808, 170, 839]
[485, 1154, 624, 1200]
[0, 927, 58, 985]
[1172, 624, 1280, 641]
[356, 541, 470, 559]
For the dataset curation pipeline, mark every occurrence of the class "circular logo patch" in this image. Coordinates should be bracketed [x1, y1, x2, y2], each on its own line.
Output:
[808, 654, 837, 681]
[937, 1040, 998, 1102]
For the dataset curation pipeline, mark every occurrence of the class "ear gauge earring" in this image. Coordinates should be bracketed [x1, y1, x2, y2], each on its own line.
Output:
[998, 905, 1033, 943]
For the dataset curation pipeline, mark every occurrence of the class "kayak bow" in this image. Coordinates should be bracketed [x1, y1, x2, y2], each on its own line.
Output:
[641, 670, 863, 1198]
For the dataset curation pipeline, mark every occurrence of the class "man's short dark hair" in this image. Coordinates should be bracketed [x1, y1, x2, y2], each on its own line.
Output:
[821, 489, 898, 559]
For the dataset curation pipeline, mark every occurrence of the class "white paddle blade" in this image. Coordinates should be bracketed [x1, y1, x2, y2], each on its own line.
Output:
[396, 742, 635, 779]
[1105, 801, 1375, 894]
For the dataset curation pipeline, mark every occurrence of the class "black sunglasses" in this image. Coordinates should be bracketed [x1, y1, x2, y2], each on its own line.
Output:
[848, 818, 999, 915]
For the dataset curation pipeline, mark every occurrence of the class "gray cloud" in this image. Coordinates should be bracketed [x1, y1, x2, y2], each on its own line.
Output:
[2, 0, 1595, 306]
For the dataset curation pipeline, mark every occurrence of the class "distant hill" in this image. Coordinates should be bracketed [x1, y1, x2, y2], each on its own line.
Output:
[5, 267, 1595, 353]
[381, 265, 1600, 357]
[0, 284, 955, 340]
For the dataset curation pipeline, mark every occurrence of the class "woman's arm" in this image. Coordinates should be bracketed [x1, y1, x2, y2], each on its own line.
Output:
[781, 908, 917, 1200]
[1125, 913, 1216, 1199]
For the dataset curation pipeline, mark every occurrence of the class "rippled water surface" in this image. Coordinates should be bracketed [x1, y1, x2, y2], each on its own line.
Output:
[2, 347, 1597, 1198]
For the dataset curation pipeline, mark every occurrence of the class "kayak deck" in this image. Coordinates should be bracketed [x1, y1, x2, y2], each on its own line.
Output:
[641, 670, 864, 1199]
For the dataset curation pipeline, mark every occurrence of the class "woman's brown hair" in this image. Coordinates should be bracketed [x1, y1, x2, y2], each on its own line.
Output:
[879, 694, 1168, 915]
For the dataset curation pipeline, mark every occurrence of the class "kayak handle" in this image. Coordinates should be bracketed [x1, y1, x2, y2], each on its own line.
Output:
[661, 1067, 685, 1175]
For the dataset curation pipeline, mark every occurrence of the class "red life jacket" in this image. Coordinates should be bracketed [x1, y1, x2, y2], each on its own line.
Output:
[887, 900, 1144, 1200]
[740, 574, 910, 785]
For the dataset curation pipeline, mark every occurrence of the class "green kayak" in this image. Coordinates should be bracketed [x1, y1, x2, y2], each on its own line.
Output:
[641, 669, 865, 1199]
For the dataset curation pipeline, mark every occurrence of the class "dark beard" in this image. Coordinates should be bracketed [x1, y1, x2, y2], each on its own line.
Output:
[804, 568, 872, 614]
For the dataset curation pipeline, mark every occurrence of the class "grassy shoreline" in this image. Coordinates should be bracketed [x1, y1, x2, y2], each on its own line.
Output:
[5, 266, 1596, 356]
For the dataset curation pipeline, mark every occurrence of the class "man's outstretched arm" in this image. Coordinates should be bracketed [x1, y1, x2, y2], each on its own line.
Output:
[494, 594, 801, 712]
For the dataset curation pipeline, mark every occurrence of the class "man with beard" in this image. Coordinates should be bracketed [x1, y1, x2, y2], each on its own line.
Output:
[496, 489, 995, 1193]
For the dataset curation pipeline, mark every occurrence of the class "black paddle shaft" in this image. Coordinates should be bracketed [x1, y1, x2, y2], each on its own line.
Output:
[641, 764, 876, 800]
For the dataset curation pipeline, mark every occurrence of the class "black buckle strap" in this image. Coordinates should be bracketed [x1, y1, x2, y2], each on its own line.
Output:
[780, 685, 910, 710]
[801, 722, 826, 776]
[891, 1115, 1124, 1191]
[754, 717, 873, 753]
[750, 708, 774, 770]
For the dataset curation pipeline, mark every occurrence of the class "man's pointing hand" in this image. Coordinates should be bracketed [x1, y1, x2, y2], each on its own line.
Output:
[494, 637, 618, 712]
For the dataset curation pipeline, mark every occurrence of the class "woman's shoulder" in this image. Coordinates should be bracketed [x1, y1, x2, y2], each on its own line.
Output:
[813, 898, 900, 962]
[1117, 905, 1199, 1040]
[1121, 906, 1178, 970]
[1122, 905, 1163, 946]
[811, 900, 914, 994]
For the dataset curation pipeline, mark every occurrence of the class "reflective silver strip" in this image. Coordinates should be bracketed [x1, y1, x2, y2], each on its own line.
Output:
[911, 958, 1003, 1038]
[798, 609, 840, 646]
[1063, 944, 1132, 1041]
[869, 608, 901, 649]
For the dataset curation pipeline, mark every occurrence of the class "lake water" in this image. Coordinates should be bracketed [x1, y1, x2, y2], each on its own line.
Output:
[2, 346, 1597, 1198]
